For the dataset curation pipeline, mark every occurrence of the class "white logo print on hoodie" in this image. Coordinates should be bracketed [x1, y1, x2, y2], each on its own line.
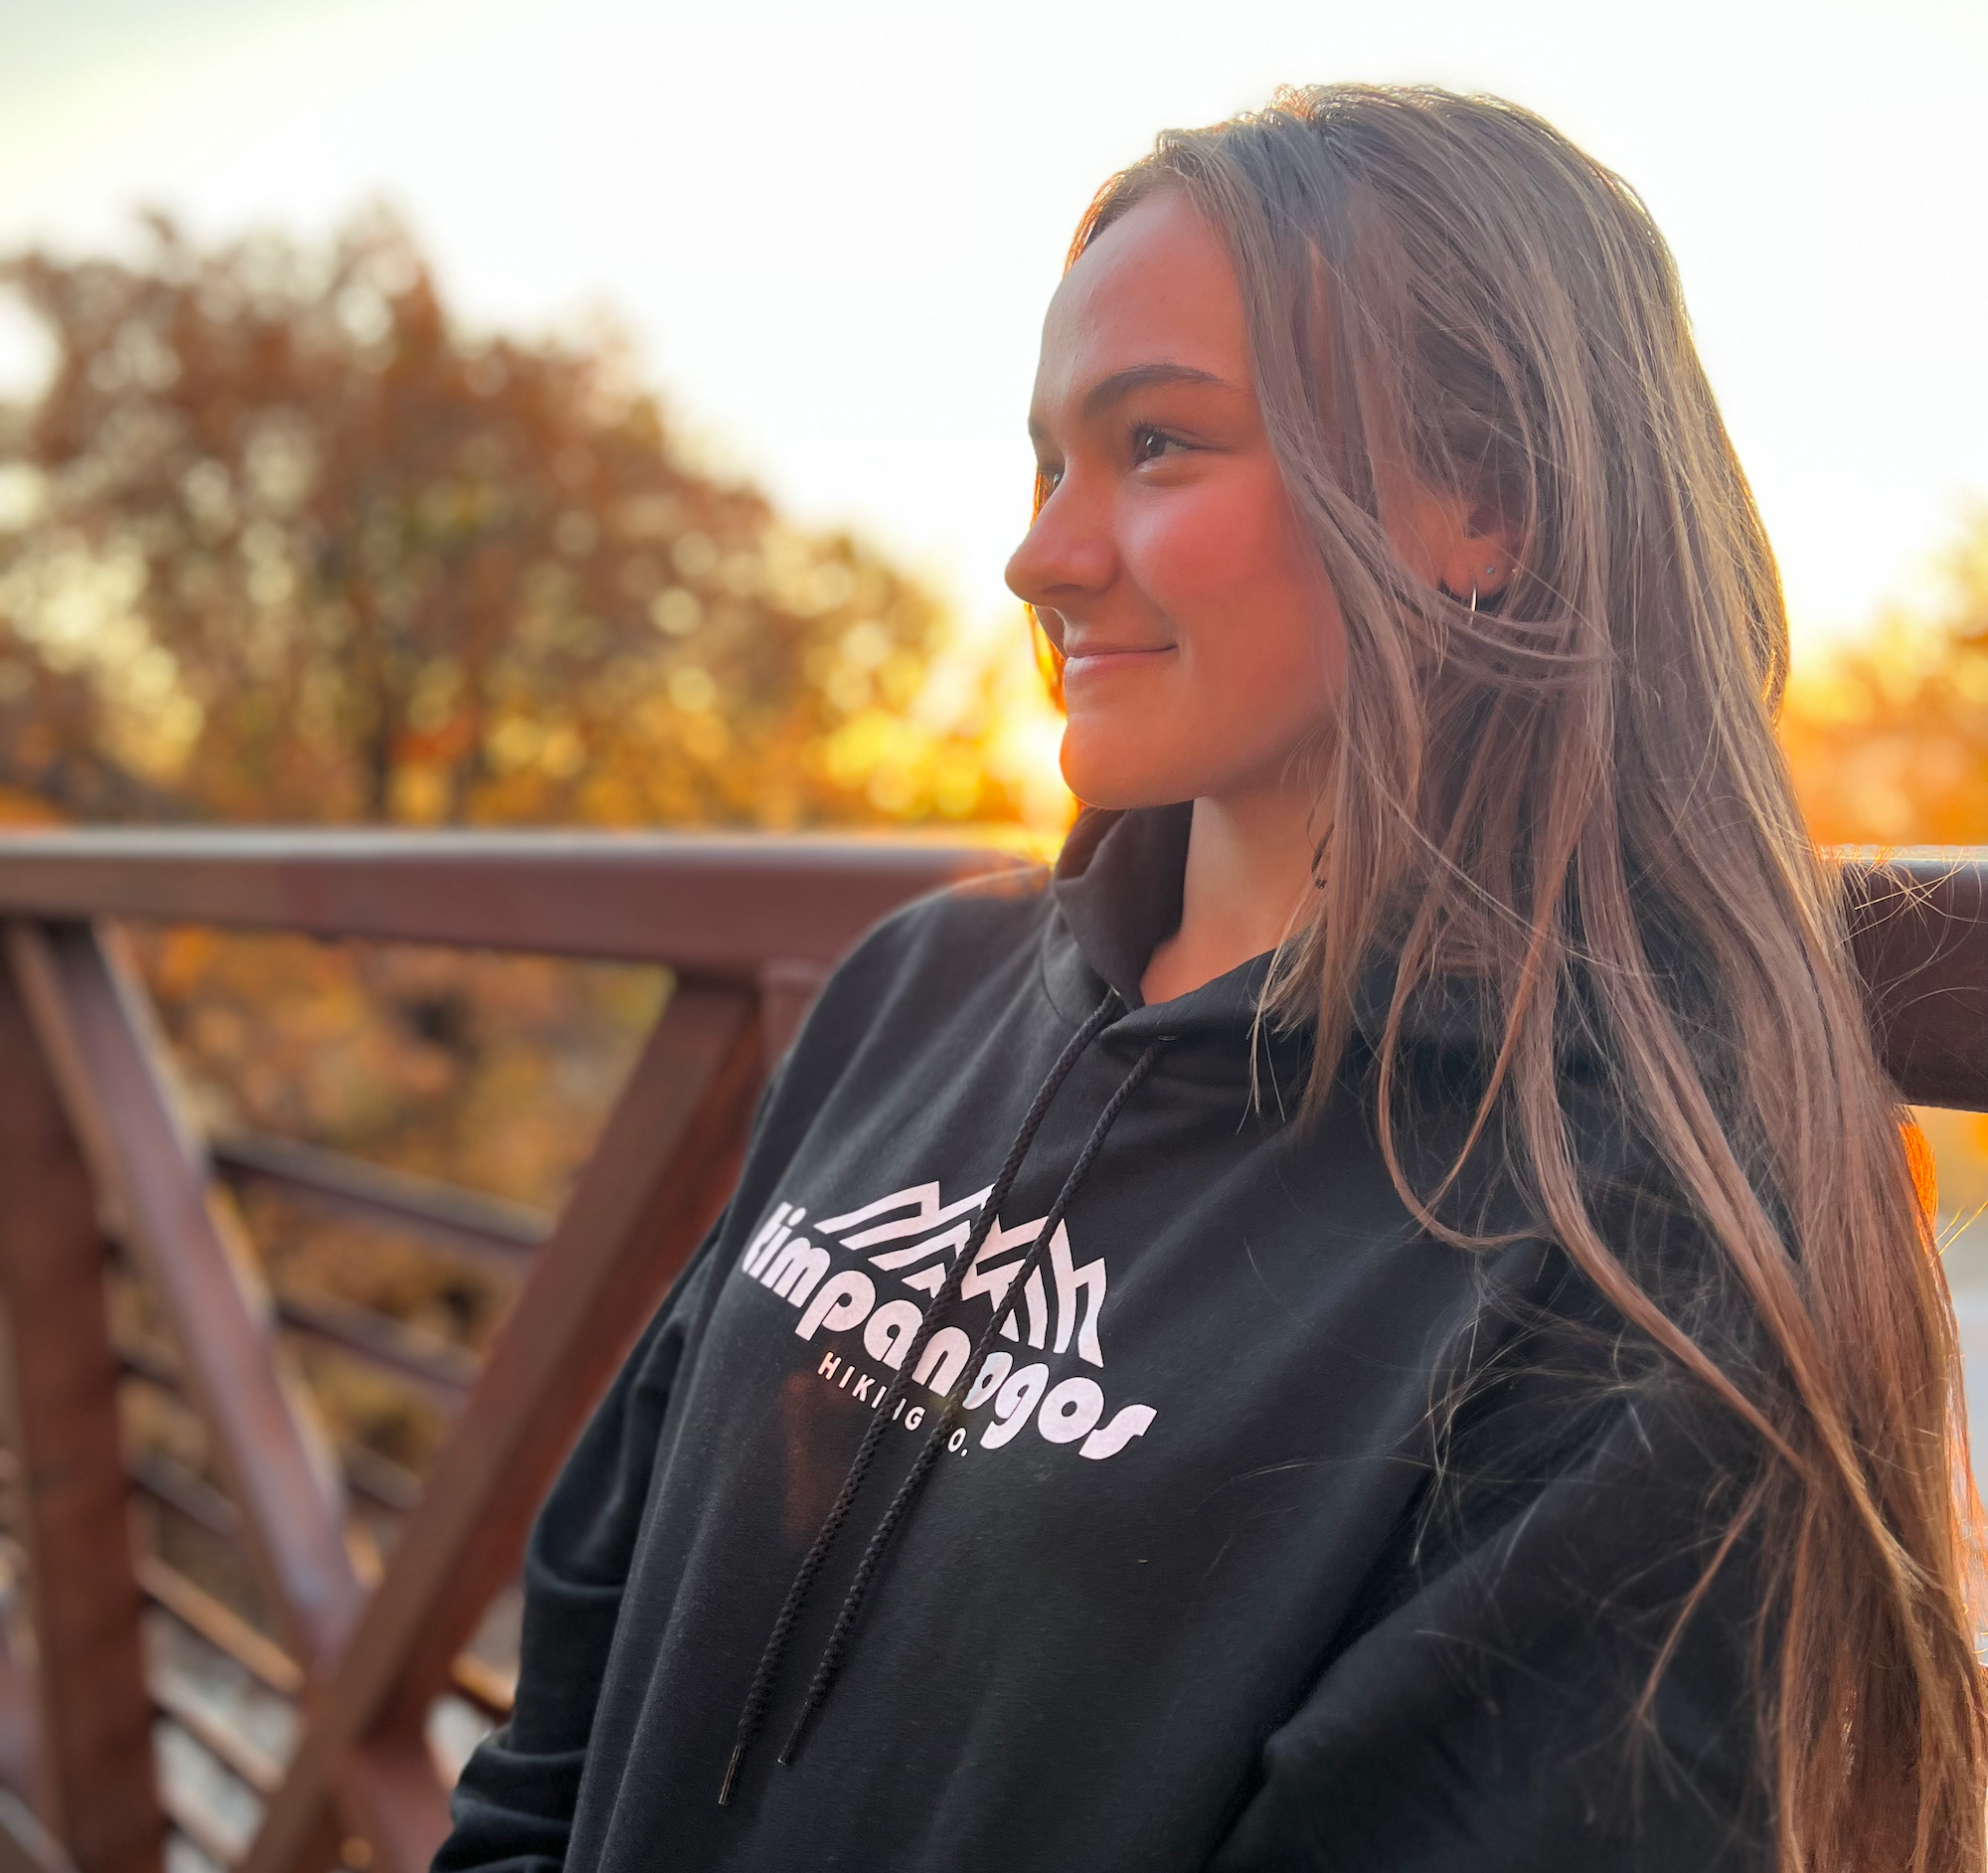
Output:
[735, 1181, 1156, 1460]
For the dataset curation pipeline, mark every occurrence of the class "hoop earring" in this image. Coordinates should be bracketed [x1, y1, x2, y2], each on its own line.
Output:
[1468, 586, 1478, 612]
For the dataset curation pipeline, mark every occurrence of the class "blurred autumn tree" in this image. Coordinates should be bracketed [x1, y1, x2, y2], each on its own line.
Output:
[0, 210, 1049, 830]
[1779, 512, 1988, 848]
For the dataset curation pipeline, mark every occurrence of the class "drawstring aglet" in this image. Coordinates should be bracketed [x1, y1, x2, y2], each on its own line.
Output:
[718, 1741, 747, 1807]
[778, 1698, 818, 1768]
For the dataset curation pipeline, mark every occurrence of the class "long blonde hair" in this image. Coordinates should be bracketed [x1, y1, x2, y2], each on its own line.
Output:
[1064, 85, 1987, 1871]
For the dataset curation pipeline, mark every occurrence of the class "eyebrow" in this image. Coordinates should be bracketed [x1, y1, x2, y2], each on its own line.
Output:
[1028, 361, 1243, 438]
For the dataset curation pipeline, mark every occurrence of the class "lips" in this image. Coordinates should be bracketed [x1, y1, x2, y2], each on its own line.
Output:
[1062, 642, 1175, 675]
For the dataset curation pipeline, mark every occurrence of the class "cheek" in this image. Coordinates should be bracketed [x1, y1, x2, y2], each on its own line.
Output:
[1060, 474, 1344, 808]
[1125, 476, 1342, 701]
[1120, 478, 1272, 605]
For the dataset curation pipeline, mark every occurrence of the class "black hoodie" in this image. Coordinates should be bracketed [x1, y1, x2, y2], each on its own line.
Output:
[436, 803, 1770, 1872]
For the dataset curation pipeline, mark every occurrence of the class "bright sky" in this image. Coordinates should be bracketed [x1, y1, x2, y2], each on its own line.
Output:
[1, 0, 1984, 656]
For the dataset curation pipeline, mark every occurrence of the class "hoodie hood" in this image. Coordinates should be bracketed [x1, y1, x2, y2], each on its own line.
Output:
[1047, 802, 1309, 1106]
[1050, 802, 1191, 1010]
[1050, 800, 1520, 1082]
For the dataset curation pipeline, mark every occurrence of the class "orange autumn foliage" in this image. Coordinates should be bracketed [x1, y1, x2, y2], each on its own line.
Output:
[1778, 516, 1988, 849]
[0, 211, 1043, 832]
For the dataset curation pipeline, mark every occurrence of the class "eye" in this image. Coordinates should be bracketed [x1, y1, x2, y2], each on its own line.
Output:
[1129, 424, 1188, 465]
[1034, 459, 1065, 496]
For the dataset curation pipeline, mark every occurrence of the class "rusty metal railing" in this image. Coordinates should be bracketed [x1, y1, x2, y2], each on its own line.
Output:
[0, 832, 1980, 1873]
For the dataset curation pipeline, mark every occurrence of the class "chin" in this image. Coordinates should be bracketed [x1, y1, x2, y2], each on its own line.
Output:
[1059, 732, 1197, 813]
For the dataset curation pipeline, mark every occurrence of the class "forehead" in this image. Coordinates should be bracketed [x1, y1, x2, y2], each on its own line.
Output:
[1033, 189, 1249, 410]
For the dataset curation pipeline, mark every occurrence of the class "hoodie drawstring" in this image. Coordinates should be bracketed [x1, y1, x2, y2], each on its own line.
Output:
[777, 1036, 1160, 1769]
[721, 990, 1156, 1804]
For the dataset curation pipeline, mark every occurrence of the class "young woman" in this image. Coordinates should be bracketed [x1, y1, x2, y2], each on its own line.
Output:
[437, 85, 1987, 1871]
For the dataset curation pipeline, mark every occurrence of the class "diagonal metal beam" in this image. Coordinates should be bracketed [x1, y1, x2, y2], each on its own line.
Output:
[242, 977, 763, 1873]
[6, 920, 362, 1675]
[337, 1732, 453, 1873]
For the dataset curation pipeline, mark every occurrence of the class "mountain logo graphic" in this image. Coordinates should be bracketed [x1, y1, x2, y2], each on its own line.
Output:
[816, 1182, 1111, 1368]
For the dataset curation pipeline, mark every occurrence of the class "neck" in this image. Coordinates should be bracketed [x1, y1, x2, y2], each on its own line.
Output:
[1139, 785, 1319, 1004]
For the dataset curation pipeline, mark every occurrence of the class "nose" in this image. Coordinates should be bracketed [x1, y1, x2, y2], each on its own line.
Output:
[1004, 474, 1115, 614]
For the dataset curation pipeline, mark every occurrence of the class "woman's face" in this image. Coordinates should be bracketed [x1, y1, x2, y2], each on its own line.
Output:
[1005, 187, 1346, 812]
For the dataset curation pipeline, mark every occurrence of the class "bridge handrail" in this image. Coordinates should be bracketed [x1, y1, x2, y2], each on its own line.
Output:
[0, 830, 1980, 1873]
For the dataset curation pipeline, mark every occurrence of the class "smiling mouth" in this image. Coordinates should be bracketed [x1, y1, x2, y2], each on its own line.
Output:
[1062, 644, 1176, 674]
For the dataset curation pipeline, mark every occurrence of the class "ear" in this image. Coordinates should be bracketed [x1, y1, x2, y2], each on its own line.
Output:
[1391, 481, 1520, 602]
[1433, 500, 1517, 604]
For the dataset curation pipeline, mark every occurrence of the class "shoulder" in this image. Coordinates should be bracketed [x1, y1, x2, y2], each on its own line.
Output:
[803, 858, 1057, 1024]
[731, 858, 1060, 1195]
[755, 858, 1056, 1089]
